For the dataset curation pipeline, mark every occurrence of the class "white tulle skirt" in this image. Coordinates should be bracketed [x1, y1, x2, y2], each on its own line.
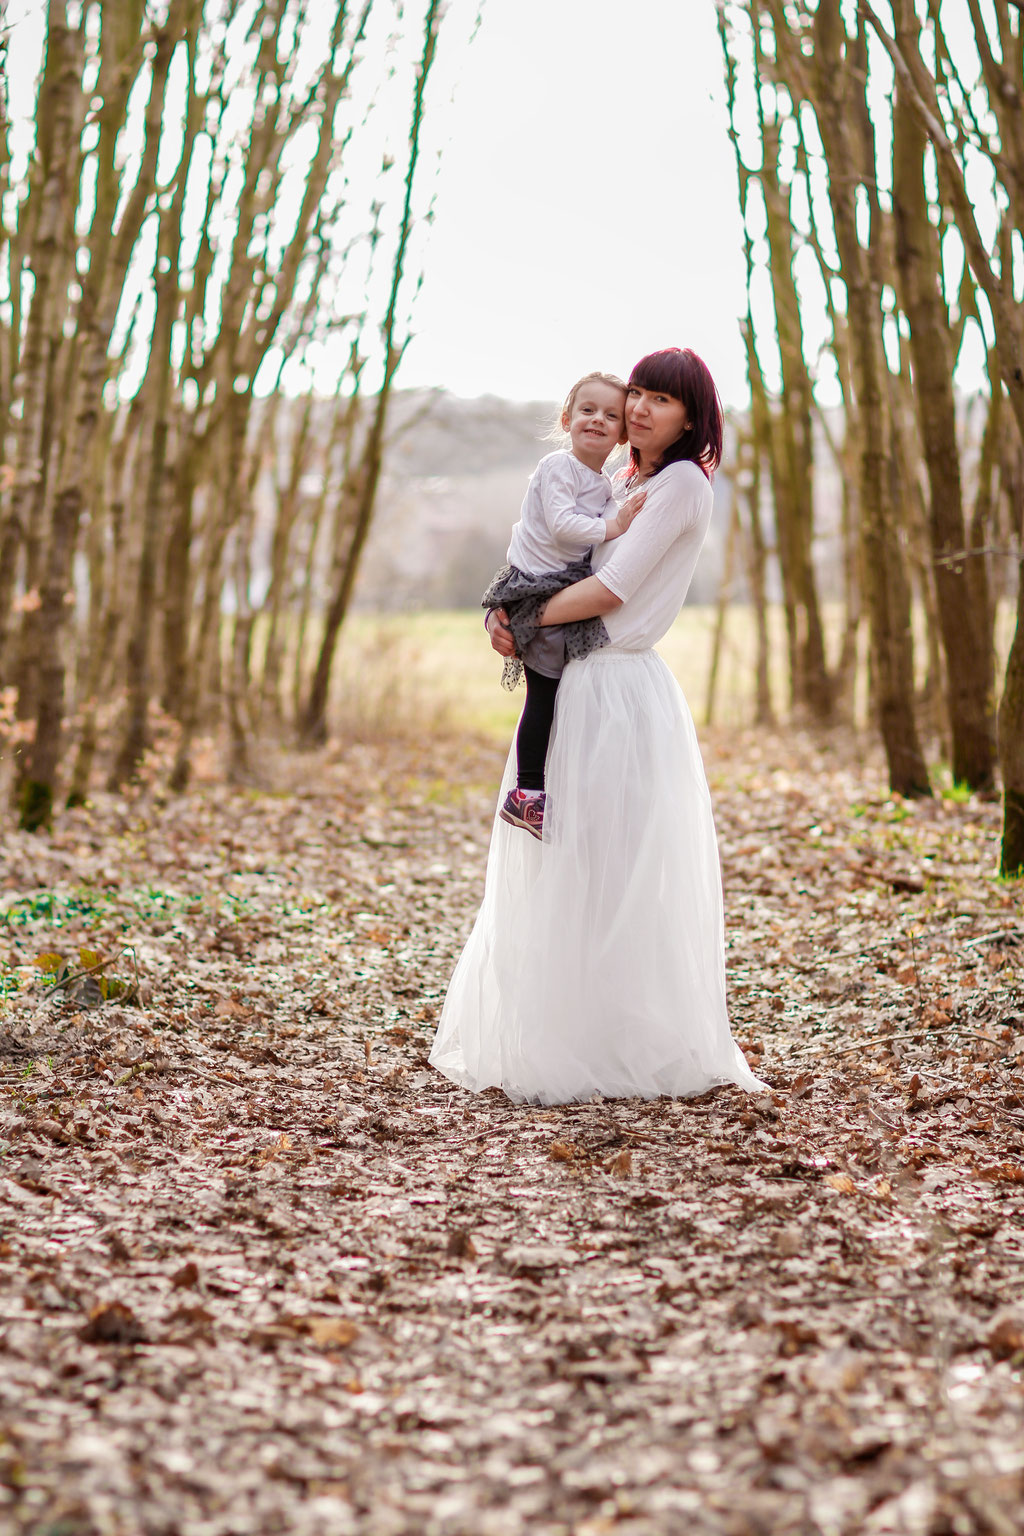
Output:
[429, 647, 767, 1105]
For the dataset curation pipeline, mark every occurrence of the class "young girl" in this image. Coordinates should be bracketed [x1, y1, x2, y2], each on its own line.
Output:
[482, 372, 645, 840]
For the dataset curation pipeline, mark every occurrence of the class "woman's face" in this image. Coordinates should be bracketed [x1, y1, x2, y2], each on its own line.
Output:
[625, 385, 690, 470]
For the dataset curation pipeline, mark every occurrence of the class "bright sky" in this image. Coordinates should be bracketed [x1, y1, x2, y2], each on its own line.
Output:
[3, 0, 1001, 411]
[402, 0, 751, 406]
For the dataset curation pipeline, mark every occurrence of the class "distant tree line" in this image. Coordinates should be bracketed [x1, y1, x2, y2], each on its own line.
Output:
[0, 0, 448, 829]
[717, 0, 1024, 875]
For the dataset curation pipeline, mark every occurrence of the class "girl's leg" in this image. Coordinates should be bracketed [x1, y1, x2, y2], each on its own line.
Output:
[516, 666, 560, 790]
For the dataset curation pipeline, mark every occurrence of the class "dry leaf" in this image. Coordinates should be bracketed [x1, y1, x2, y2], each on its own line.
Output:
[79, 1301, 147, 1345]
[825, 1173, 857, 1195]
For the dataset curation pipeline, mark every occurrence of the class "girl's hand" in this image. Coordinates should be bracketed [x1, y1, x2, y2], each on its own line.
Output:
[603, 488, 647, 540]
[486, 607, 517, 657]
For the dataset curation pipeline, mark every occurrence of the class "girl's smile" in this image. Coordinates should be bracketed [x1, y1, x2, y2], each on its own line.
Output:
[563, 381, 627, 471]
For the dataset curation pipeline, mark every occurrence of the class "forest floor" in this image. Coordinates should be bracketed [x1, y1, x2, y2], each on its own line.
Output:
[1, 724, 1023, 1536]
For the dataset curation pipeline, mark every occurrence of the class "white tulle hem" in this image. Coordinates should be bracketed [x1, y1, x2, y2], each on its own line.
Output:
[429, 648, 767, 1106]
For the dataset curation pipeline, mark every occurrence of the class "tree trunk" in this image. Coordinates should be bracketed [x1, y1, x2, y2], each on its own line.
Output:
[760, 136, 832, 721]
[705, 495, 741, 727]
[892, 81, 996, 789]
[736, 448, 774, 727]
[813, 1, 930, 797]
[260, 392, 314, 722]
[108, 8, 191, 786]
[998, 561, 1024, 876]
[300, 0, 442, 747]
[14, 8, 82, 827]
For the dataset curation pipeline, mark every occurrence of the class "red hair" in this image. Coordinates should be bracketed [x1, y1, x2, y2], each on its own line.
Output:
[627, 348, 723, 480]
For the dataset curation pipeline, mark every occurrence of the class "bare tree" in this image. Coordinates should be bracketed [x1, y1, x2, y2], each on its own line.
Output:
[0, 0, 459, 823]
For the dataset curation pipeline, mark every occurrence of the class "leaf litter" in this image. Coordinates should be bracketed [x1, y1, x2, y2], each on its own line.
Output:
[0, 727, 1022, 1535]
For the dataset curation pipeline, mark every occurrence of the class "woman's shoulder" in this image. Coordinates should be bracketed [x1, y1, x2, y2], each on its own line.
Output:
[643, 459, 712, 532]
[656, 459, 712, 492]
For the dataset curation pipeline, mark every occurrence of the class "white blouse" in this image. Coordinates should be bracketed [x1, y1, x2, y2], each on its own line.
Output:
[507, 450, 616, 576]
[593, 459, 713, 651]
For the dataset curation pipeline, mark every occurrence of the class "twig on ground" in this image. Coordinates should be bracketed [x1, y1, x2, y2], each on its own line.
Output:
[448, 1119, 517, 1149]
[782, 1026, 1010, 1059]
[962, 929, 1022, 950]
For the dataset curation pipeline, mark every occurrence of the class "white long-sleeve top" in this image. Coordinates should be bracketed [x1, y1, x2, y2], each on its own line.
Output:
[506, 450, 616, 576]
[592, 459, 713, 650]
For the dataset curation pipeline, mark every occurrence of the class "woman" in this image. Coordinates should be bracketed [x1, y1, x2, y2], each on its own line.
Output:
[429, 348, 766, 1106]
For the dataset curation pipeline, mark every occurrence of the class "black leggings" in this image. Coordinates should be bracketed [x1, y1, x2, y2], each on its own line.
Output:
[516, 666, 560, 791]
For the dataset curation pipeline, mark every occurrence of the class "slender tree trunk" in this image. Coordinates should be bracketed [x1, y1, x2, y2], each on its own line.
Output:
[737, 448, 773, 727]
[998, 561, 1024, 876]
[760, 131, 832, 721]
[66, 469, 126, 806]
[892, 84, 996, 788]
[109, 9, 191, 785]
[260, 392, 315, 721]
[15, 9, 82, 827]
[813, 1, 930, 796]
[226, 497, 258, 784]
[299, 2, 442, 746]
[161, 450, 198, 718]
[2, 4, 79, 703]
[705, 496, 740, 727]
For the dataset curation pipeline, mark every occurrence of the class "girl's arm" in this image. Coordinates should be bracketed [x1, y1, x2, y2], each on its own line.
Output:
[538, 458, 611, 548]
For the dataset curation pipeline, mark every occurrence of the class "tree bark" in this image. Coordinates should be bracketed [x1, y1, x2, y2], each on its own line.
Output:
[109, 5, 193, 786]
[14, 8, 83, 826]
[813, 1, 931, 797]
[998, 560, 1024, 876]
[891, 66, 996, 789]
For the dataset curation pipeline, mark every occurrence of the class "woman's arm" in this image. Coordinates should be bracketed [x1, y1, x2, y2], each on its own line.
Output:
[536, 576, 622, 626]
[484, 579, 620, 649]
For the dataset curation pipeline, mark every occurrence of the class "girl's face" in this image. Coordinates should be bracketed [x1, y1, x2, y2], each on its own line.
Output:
[562, 382, 628, 471]
[625, 385, 691, 471]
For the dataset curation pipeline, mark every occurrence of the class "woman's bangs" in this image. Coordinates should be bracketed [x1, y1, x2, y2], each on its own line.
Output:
[627, 352, 684, 399]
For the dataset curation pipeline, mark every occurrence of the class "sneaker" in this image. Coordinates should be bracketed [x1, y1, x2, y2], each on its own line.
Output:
[499, 789, 545, 841]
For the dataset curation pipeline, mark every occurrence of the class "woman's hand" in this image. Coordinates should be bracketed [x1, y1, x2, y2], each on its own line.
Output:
[603, 487, 647, 541]
[486, 607, 517, 657]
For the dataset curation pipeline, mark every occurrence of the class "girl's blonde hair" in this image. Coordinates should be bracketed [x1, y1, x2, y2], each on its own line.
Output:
[547, 371, 629, 444]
